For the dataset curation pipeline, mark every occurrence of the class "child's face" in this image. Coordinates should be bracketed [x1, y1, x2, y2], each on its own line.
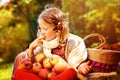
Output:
[38, 19, 57, 41]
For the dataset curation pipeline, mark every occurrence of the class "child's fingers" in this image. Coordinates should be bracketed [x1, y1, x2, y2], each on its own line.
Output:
[89, 64, 93, 69]
[82, 69, 88, 75]
[86, 61, 91, 65]
[38, 36, 45, 40]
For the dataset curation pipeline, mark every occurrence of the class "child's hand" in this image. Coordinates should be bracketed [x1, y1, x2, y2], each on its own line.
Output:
[78, 61, 92, 75]
[29, 38, 43, 49]
[28, 37, 44, 59]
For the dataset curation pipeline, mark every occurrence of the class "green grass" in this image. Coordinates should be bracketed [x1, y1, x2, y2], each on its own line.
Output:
[0, 63, 13, 80]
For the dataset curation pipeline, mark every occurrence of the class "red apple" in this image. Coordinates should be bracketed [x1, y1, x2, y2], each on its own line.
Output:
[43, 58, 52, 69]
[19, 58, 32, 70]
[38, 68, 50, 80]
[47, 72, 57, 80]
[53, 63, 67, 74]
[32, 63, 42, 74]
[35, 53, 46, 63]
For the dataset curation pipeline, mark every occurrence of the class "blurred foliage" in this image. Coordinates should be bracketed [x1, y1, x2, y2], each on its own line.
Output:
[0, 0, 59, 62]
[62, 0, 120, 44]
[0, 0, 120, 62]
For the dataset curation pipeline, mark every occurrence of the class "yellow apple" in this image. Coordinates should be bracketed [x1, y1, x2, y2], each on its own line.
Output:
[42, 58, 52, 69]
[35, 53, 46, 63]
[49, 56, 59, 66]
[53, 63, 67, 74]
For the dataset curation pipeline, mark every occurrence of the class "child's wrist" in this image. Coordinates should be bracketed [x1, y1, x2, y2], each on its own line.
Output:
[26, 49, 33, 61]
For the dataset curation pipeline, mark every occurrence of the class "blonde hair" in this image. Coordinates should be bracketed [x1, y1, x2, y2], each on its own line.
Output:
[37, 6, 69, 44]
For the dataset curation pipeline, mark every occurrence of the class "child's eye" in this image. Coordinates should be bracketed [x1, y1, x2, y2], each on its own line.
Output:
[38, 26, 41, 30]
[44, 28, 48, 31]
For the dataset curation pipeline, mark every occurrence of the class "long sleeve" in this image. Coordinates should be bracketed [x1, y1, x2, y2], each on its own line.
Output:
[65, 34, 88, 70]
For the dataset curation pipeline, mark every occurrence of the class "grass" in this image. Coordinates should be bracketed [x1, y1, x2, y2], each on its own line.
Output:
[0, 62, 13, 80]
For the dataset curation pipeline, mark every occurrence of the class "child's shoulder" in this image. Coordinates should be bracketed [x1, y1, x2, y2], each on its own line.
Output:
[68, 33, 83, 41]
[67, 33, 84, 44]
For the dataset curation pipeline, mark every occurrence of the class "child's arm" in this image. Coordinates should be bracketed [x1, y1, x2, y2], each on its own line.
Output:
[27, 37, 44, 60]
[77, 61, 92, 75]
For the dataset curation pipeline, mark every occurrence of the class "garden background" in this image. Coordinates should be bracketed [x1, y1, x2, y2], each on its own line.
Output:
[0, 0, 120, 79]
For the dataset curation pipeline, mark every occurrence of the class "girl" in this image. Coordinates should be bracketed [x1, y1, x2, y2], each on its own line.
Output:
[12, 6, 92, 80]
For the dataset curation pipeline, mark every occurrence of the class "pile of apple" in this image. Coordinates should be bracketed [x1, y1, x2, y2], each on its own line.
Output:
[19, 53, 68, 80]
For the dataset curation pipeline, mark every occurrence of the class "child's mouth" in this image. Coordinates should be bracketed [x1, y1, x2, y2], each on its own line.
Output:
[41, 36, 46, 40]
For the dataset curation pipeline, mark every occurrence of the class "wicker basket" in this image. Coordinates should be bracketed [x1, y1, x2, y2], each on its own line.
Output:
[84, 33, 120, 72]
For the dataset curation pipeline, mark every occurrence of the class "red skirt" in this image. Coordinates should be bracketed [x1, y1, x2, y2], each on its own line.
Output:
[13, 68, 77, 80]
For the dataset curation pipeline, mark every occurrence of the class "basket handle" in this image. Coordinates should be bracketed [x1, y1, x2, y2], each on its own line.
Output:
[83, 33, 110, 49]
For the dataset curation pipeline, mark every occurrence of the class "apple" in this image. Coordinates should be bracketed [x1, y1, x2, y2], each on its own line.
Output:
[49, 56, 59, 66]
[38, 68, 50, 80]
[47, 72, 57, 80]
[35, 53, 46, 63]
[52, 63, 67, 74]
[19, 58, 32, 70]
[32, 62, 42, 74]
[42, 58, 52, 69]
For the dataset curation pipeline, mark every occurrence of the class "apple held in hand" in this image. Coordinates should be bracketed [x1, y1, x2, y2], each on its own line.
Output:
[43, 58, 52, 69]
[38, 68, 50, 80]
[52, 63, 67, 74]
[19, 58, 32, 70]
[35, 53, 46, 63]
[32, 62, 42, 74]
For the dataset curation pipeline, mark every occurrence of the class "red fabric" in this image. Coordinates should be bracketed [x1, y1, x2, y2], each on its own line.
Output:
[90, 60, 119, 72]
[52, 68, 77, 80]
[13, 68, 77, 80]
[52, 45, 65, 60]
[13, 68, 41, 80]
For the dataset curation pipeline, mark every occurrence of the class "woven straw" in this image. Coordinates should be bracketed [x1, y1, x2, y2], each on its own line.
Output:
[84, 33, 120, 65]
[87, 48, 120, 64]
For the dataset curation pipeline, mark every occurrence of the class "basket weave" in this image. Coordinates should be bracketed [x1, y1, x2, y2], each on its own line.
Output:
[84, 33, 120, 72]
[87, 48, 120, 65]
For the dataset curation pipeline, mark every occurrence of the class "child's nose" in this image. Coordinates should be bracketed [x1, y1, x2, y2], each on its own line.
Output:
[41, 31, 45, 36]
